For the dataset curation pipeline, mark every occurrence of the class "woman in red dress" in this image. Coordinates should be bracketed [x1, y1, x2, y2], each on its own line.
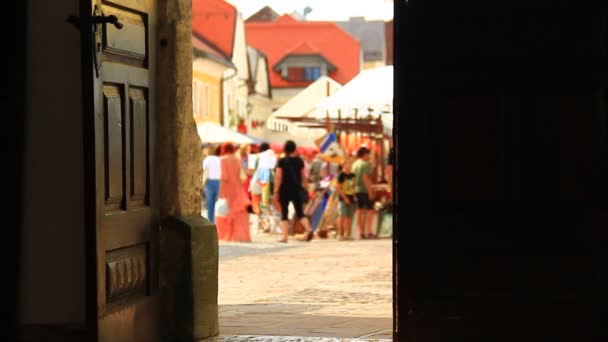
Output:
[215, 142, 251, 242]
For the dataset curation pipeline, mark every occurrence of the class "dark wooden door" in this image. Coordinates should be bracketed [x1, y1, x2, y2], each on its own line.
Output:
[81, 0, 158, 341]
[394, 2, 608, 341]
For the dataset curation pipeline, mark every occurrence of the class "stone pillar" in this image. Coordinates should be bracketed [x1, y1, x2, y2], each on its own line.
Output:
[157, 0, 219, 340]
[157, 0, 201, 217]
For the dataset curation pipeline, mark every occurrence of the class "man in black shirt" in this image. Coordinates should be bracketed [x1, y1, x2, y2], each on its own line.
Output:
[273, 140, 313, 243]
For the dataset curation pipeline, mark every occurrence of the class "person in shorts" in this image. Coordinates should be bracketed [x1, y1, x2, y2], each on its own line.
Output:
[351, 147, 376, 239]
[273, 140, 313, 243]
[249, 142, 270, 231]
[335, 159, 356, 240]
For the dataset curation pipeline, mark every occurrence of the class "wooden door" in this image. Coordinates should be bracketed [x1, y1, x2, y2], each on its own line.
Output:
[81, 0, 158, 341]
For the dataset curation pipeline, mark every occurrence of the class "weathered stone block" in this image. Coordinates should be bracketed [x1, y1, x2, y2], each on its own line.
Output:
[160, 215, 219, 341]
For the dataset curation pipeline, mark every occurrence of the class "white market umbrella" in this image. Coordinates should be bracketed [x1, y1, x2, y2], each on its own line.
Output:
[196, 122, 253, 145]
[314, 66, 393, 119]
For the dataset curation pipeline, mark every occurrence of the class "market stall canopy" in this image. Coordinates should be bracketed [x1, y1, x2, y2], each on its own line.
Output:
[262, 130, 319, 150]
[314, 66, 393, 119]
[197, 122, 254, 145]
[243, 134, 266, 145]
[381, 113, 393, 137]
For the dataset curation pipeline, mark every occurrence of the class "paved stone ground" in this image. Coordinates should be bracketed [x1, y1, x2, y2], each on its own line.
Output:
[202, 221, 393, 341]
[202, 336, 391, 342]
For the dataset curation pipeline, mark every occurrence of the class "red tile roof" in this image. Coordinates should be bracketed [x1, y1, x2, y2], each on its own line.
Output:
[273, 42, 335, 71]
[192, 0, 236, 59]
[284, 41, 318, 55]
[245, 14, 360, 88]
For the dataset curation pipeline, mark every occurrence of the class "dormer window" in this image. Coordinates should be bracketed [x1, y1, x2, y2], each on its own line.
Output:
[274, 51, 336, 83]
[286, 66, 321, 82]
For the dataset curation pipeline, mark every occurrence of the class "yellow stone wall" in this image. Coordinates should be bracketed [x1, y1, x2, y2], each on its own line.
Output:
[192, 70, 222, 125]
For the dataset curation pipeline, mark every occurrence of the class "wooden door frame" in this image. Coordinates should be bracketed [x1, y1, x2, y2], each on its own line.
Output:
[79, 0, 101, 333]
[15, 0, 27, 335]
[391, 3, 399, 340]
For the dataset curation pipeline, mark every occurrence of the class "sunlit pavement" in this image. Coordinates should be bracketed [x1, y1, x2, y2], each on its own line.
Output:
[205, 223, 393, 341]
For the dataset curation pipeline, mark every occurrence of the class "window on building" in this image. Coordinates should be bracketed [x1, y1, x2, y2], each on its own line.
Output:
[193, 80, 200, 117]
[201, 84, 210, 118]
[285, 67, 321, 82]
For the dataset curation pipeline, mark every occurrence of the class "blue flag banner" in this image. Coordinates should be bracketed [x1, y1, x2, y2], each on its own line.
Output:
[316, 132, 344, 163]
[318, 133, 337, 153]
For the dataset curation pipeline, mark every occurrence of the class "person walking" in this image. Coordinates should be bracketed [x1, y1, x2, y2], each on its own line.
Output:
[250, 142, 270, 231]
[335, 159, 356, 240]
[273, 140, 313, 243]
[216, 142, 251, 242]
[202, 144, 221, 223]
[352, 147, 376, 239]
[239, 144, 251, 200]
[308, 153, 326, 190]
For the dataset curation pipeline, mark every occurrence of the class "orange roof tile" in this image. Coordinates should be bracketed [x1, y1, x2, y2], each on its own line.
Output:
[246, 15, 360, 88]
[275, 14, 299, 24]
[192, 0, 236, 58]
[285, 41, 318, 55]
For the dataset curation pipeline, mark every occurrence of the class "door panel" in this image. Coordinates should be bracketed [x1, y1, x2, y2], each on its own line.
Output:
[82, 0, 158, 340]
[102, 84, 126, 212]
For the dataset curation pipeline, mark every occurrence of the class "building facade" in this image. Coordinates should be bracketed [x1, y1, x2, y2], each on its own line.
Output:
[336, 17, 388, 70]
[245, 14, 360, 111]
[193, 0, 252, 131]
[246, 46, 272, 138]
[192, 35, 234, 125]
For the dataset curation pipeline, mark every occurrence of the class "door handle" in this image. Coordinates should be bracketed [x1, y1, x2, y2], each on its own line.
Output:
[92, 14, 123, 29]
[66, 14, 123, 30]
[67, 6, 122, 78]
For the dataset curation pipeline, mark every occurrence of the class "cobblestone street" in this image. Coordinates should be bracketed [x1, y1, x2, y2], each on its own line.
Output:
[203, 222, 393, 341]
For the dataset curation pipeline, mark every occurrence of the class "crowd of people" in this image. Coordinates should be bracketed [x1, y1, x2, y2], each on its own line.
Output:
[202, 139, 394, 244]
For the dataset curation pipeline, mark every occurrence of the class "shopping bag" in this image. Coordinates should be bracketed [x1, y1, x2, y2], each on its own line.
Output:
[215, 198, 229, 217]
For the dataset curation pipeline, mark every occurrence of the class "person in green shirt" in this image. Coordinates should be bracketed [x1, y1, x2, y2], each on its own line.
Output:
[351, 147, 376, 239]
